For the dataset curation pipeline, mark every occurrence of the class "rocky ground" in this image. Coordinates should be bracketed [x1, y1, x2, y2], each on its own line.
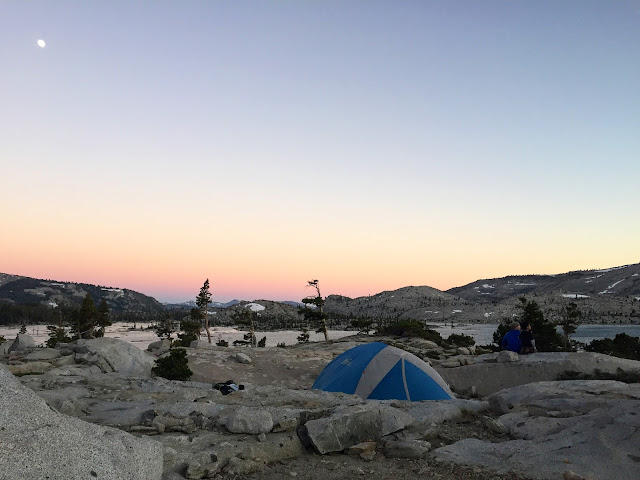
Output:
[2, 333, 640, 480]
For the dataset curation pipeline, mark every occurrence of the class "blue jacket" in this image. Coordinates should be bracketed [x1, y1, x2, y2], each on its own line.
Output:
[501, 329, 522, 352]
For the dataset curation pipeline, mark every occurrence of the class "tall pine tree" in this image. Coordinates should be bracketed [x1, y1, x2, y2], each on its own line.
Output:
[96, 299, 112, 337]
[71, 293, 99, 339]
[196, 279, 213, 343]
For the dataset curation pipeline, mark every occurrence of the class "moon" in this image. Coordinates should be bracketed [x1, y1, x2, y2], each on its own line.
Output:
[37, 39, 46, 48]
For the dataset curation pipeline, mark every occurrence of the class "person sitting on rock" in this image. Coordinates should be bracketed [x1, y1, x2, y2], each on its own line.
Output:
[519, 322, 537, 354]
[501, 322, 522, 353]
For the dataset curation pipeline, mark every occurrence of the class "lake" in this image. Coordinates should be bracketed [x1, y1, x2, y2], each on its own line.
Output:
[431, 323, 640, 346]
[1, 322, 639, 350]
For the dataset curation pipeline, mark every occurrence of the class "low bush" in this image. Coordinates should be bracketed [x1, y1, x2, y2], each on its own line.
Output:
[376, 320, 443, 345]
[585, 333, 640, 361]
[447, 333, 475, 347]
[174, 332, 198, 348]
[151, 348, 193, 381]
[557, 368, 640, 384]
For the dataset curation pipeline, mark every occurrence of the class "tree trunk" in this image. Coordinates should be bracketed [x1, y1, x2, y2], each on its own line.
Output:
[205, 317, 212, 344]
[321, 319, 329, 341]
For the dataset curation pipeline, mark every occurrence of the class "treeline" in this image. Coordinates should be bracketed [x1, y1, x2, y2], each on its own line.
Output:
[0, 302, 60, 326]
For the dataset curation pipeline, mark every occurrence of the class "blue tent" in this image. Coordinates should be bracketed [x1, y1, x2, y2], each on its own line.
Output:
[312, 342, 453, 401]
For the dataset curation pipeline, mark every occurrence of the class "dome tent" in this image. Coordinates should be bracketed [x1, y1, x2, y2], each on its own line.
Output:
[312, 342, 453, 401]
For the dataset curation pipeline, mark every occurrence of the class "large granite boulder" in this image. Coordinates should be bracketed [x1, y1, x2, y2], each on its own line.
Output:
[7, 333, 36, 352]
[435, 352, 640, 397]
[434, 380, 640, 480]
[0, 341, 12, 355]
[299, 404, 382, 454]
[0, 364, 163, 480]
[71, 337, 155, 376]
[23, 348, 63, 361]
[225, 407, 274, 434]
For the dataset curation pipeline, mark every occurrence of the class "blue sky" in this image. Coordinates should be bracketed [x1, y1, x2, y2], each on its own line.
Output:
[1, 1, 638, 302]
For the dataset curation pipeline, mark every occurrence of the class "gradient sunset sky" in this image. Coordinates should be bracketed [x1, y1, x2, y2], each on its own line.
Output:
[1, 1, 638, 303]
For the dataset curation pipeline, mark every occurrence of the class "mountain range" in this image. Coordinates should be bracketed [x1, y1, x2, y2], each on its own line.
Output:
[0, 273, 163, 314]
[1, 262, 639, 324]
[325, 263, 640, 323]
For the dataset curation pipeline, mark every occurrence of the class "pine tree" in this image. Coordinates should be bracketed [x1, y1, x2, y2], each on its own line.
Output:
[299, 280, 329, 341]
[174, 308, 202, 347]
[231, 307, 257, 347]
[46, 307, 71, 348]
[156, 315, 177, 341]
[151, 348, 193, 381]
[196, 279, 213, 343]
[560, 302, 581, 349]
[71, 293, 99, 339]
[96, 299, 112, 337]
[515, 296, 563, 351]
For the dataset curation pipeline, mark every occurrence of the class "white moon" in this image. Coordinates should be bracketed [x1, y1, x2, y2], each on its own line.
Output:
[37, 39, 46, 48]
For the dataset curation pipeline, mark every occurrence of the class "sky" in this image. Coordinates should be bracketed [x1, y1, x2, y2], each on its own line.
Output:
[1, 1, 639, 303]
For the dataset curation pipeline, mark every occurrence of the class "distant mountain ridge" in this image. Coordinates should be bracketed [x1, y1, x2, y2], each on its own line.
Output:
[447, 264, 640, 302]
[324, 263, 640, 324]
[0, 273, 164, 314]
[163, 299, 241, 310]
[2, 262, 639, 324]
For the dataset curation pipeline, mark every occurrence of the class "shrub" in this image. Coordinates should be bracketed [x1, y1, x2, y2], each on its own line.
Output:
[585, 333, 640, 361]
[276, 342, 287, 348]
[376, 320, 443, 345]
[557, 368, 640, 384]
[45, 326, 72, 348]
[174, 332, 198, 347]
[257, 336, 266, 347]
[216, 339, 229, 347]
[351, 318, 374, 334]
[151, 348, 193, 381]
[297, 329, 310, 344]
[447, 333, 475, 347]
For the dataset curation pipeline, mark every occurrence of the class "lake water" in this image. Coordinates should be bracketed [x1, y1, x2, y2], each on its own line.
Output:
[431, 323, 640, 346]
[1, 322, 638, 350]
[0, 324, 359, 350]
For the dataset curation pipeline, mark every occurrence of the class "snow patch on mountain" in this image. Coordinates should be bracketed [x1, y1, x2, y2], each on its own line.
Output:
[245, 302, 265, 312]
